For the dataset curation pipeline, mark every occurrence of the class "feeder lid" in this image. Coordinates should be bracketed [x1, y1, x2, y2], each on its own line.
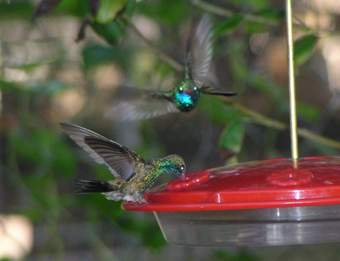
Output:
[123, 156, 340, 212]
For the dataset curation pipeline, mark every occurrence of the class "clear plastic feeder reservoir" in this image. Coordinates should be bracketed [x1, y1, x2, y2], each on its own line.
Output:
[123, 156, 340, 247]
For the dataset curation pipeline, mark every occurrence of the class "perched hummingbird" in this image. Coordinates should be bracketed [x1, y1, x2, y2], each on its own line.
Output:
[61, 122, 185, 202]
[107, 15, 237, 121]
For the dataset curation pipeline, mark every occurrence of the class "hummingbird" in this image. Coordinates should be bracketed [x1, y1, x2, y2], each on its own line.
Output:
[106, 15, 237, 121]
[61, 122, 186, 203]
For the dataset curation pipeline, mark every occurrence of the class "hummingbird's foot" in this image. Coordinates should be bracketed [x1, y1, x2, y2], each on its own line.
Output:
[125, 193, 147, 203]
[104, 191, 146, 203]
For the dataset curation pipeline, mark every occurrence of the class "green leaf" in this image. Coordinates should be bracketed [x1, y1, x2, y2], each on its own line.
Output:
[91, 19, 126, 45]
[219, 119, 246, 154]
[214, 14, 243, 37]
[56, 0, 89, 17]
[294, 34, 318, 66]
[256, 8, 284, 22]
[95, 0, 127, 24]
[138, 0, 188, 26]
[198, 96, 241, 125]
[122, 0, 136, 17]
[297, 102, 320, 123]
[82, 43, 131, 70]
[244, 20, 268, 33]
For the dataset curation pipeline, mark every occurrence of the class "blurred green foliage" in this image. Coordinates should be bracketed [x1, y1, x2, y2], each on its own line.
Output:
[95, 0, 127, 24]
[212, 250, 260, 261]
[214, 15, 243, 37]
[219, 118, 246, 154]
[90, 19, 127, 45]
[294, 34, 319, 67]
[138, 0, 189, 26]
[0, 1, 34, 19]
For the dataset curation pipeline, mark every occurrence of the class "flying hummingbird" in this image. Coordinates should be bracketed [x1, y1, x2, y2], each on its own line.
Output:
[61, 122, 185, 203]
[106, 15, 237, 121]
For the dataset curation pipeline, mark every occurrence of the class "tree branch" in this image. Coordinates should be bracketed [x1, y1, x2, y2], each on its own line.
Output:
[123, 17, 183, 72]
[192, 0, 331, 36]
[191, 0, 278, 26]
[224, 98, 340, 150]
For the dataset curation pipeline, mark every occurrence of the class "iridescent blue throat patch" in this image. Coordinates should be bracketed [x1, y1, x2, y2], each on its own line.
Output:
[173, 81, 200, 111]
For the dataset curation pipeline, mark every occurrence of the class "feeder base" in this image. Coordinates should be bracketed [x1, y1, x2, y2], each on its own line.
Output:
[154, 205, 340, 247]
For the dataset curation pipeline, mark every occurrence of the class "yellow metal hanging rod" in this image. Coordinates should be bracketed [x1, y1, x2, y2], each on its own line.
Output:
[286, 0, 299, 164]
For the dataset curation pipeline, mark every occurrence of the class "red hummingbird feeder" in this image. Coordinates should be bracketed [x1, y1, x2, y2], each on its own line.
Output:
[124, 0, 340, 247]
[124, 156, 340, 246]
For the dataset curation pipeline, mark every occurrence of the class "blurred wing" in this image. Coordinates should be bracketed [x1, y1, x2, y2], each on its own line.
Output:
[186, 15, 213, 87]
[106, 94, 179, 121]
[61, 123, 143, 180]
[201, 86, 237, 97]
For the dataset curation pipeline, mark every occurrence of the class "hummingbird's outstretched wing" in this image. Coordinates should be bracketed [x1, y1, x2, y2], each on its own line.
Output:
[187, 16, 237, 97]
[106, 93, 179, 121]
[186, 15, 213, 87]
[61, 123, 145, 181]
[201, 86, 237, 97]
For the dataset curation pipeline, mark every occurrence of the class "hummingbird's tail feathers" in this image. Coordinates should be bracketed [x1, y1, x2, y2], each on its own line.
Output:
[76, 180, 119, 193]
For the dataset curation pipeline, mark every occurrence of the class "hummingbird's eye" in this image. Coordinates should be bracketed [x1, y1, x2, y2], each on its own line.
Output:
[179, 88, 183, 92]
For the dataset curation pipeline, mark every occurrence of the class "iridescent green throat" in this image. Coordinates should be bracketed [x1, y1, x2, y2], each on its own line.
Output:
[140, 160, 181, 191]
[172, 80, 200, 112]
[157, 159, 182, 176]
